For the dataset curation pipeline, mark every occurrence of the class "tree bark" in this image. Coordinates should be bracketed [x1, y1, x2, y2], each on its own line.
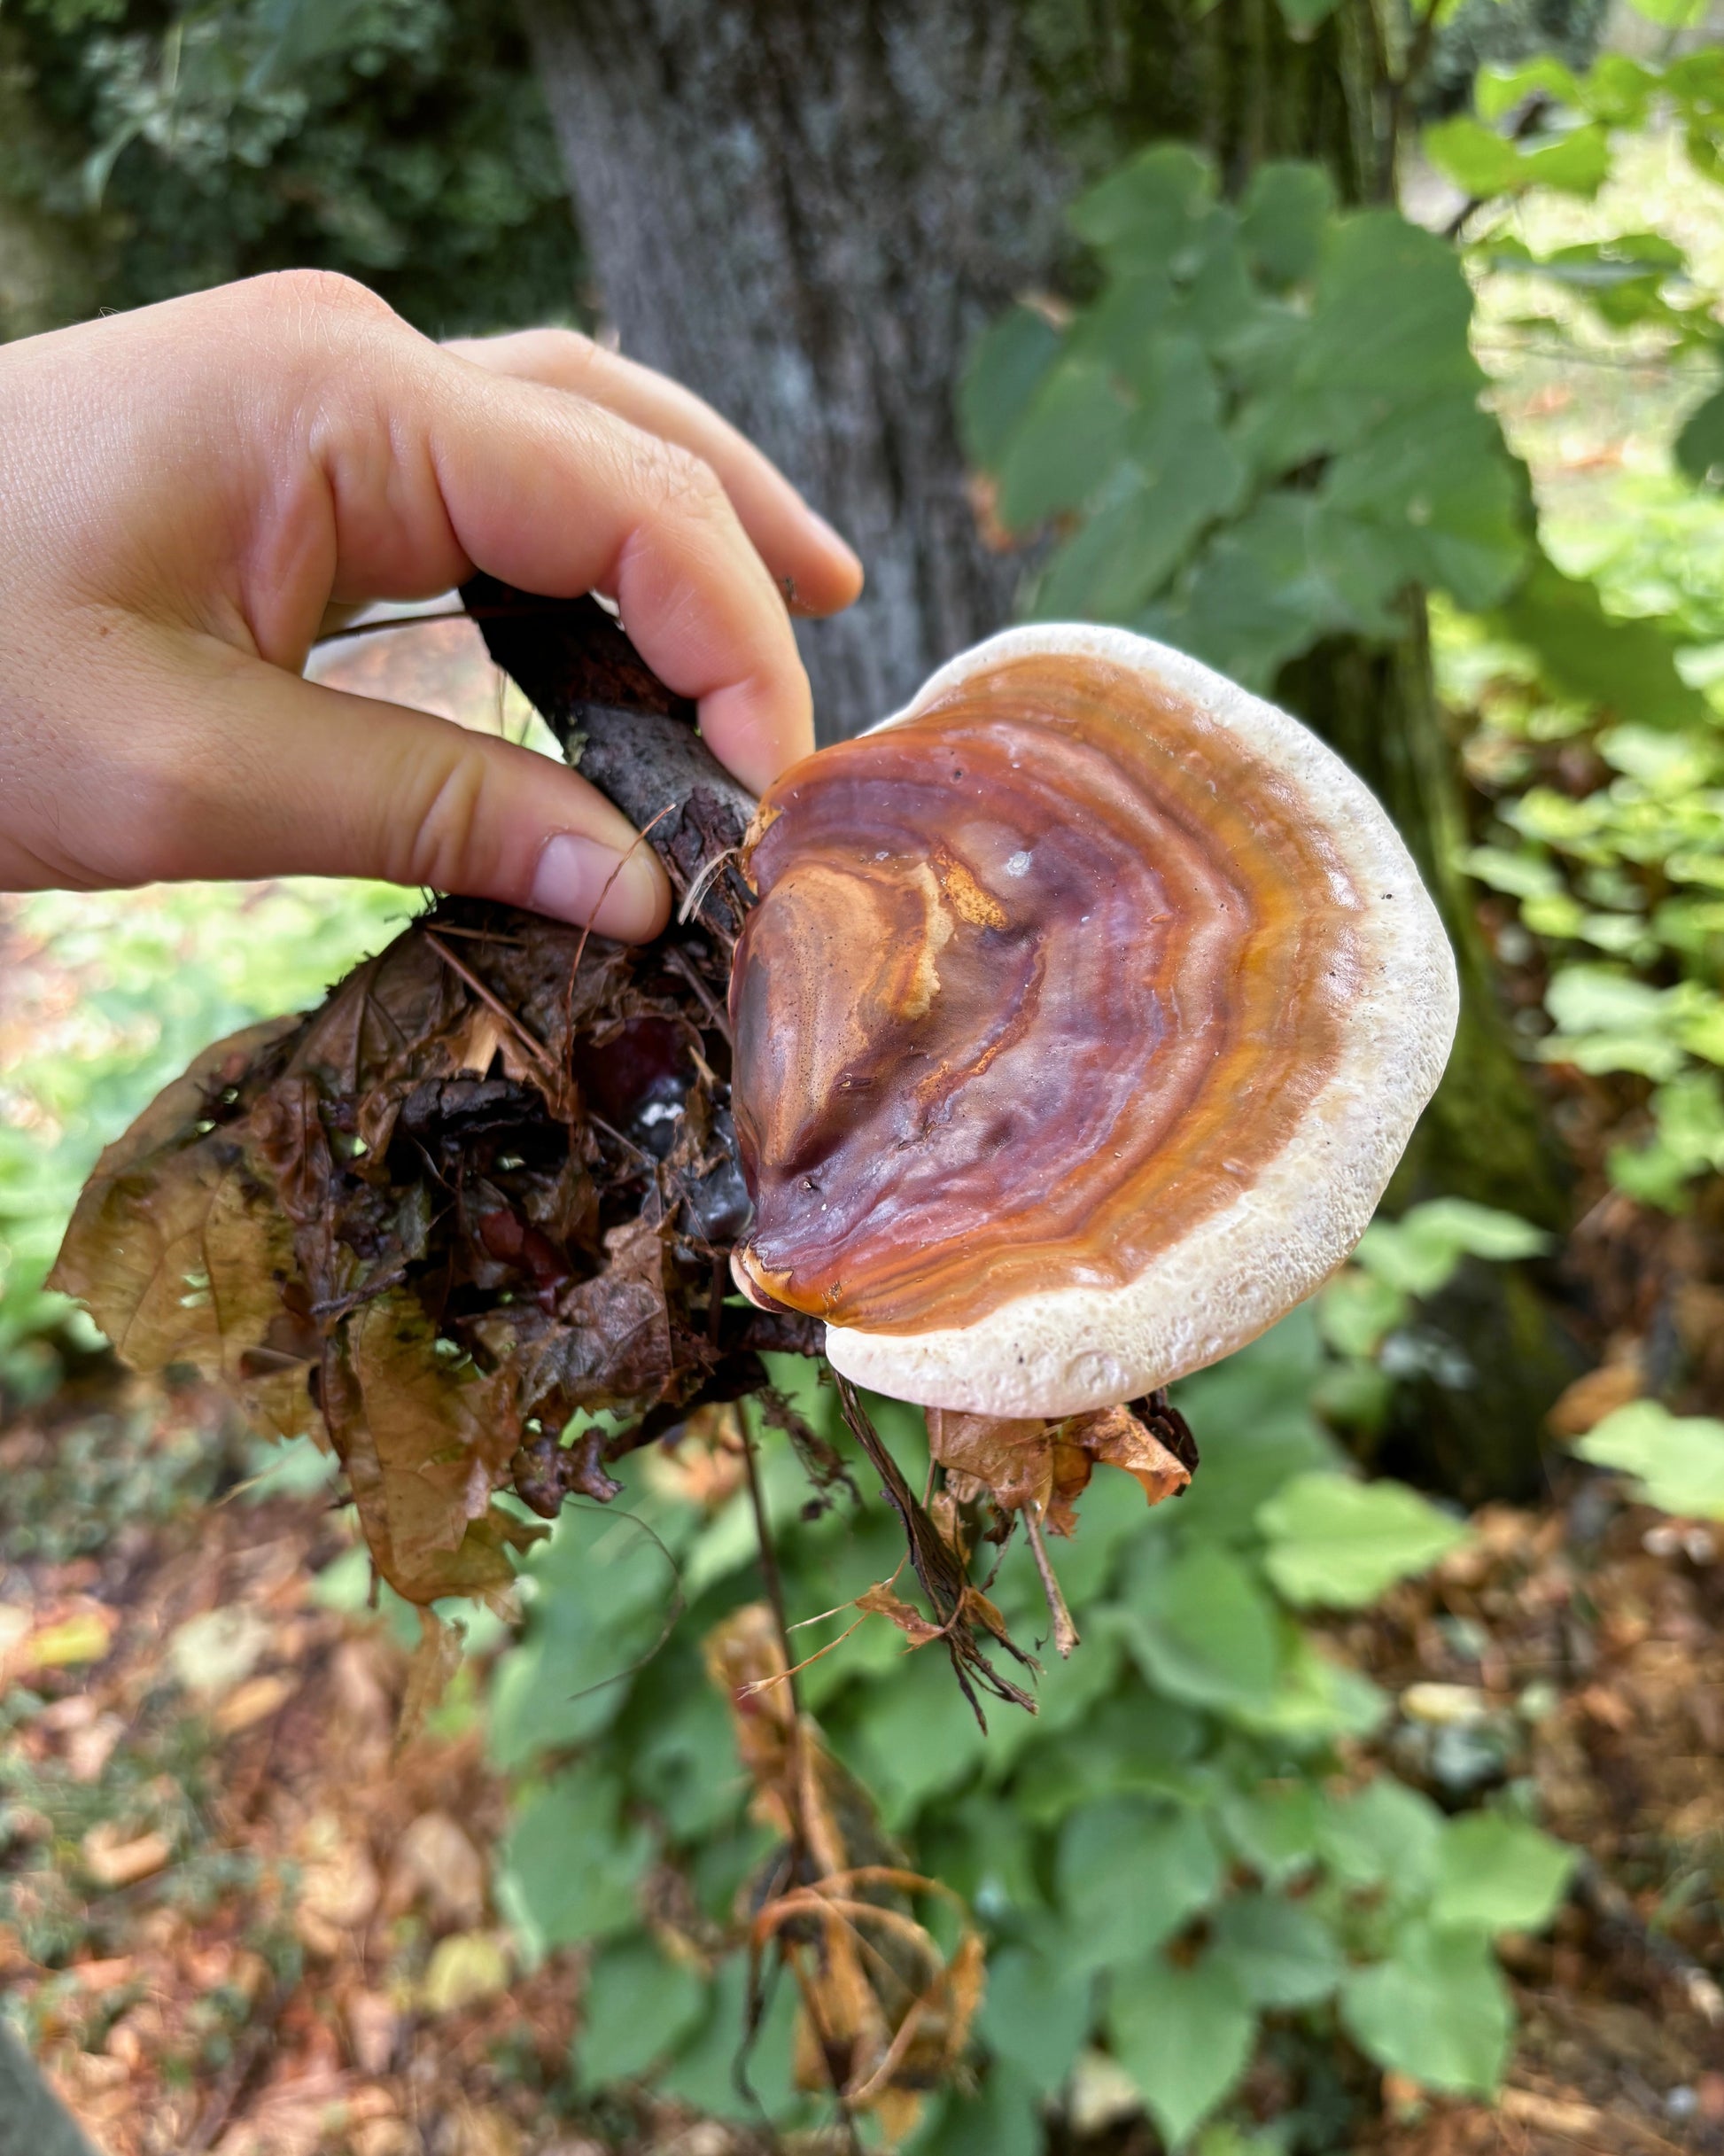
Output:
[522, 0, 1080, 741]
[0, 2025, 99, 2156]
[522, 0, 1570, 1491]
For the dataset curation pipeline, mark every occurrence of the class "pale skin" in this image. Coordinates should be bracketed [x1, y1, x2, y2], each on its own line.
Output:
[0, 271, 864, 941]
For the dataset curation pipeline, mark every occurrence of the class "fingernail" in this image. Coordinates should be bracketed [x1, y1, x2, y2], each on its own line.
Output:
[530, 832, 662, 938]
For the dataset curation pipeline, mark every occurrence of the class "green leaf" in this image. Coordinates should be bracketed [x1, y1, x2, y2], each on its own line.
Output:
[1273, 0, 1344, 30]
[1429, 1813, 1578, 1934]
[1676, 383, 1724, 488]
[1122, 1543, 1282, 1711]
[1257, 1473, 1469, 1607]
[1034, 339, 1246, 620]
[1318, 397, 1528, 610]
[1424, 114, 1610, 199]
[496, 1771, 651, 1952]
[1108, 1950, 1256, 2148]
[960, 306, 1064, 470]
[1218, 1783, 1323, 1887]
[933, 2060, 1044, 2156]
[1318, 1777, 1445, 1893]
[656, 1953, 800, 2121]
[1474, 58, 1583, 122]
[1211, 1892, 1343, 2005]
[979, 1946, 1095, 2095]
[1626, 0, 1708, 25]
[1069, 144, 1215, 271]
[1056, 1796, 1222, 1970]
[1231, 1623, 1389, 1742]
[574, 1938, 708, 2083]
[1148, 493, 1347, 689]
[1487, 559, 1711, 730]
[996, 358, 1133, 529]
[1574, 1400, 1724, 1519]
[844, 1633, 990, 1825]
[1355, 1200, 1549, 1297]
[1317, 1269, 1407, 1358]
[1340, 1926, 1512, 2095]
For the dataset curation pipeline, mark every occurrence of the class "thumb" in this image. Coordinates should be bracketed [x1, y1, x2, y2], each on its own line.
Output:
[22, 623, 671, 938]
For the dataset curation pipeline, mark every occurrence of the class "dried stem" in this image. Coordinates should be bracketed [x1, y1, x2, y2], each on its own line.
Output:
[1022, 1503, 1081, 1658]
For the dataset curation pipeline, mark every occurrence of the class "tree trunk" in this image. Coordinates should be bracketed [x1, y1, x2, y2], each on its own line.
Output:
[521, 0, 1077, 740]
[522, 0, 1570, 1491]
[0, 2025, 99, 2156]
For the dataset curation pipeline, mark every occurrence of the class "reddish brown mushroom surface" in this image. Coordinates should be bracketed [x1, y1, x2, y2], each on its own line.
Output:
[729, 624, 1457, 1418]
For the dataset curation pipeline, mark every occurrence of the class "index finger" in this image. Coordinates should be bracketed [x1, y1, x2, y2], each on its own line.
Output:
[319, 335, 817, 794]
[444, 328, 865, 619]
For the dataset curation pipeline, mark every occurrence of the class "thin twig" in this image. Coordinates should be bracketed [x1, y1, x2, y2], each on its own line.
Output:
[742, 1420, 800, 1719]
[1022, 1502, 1081, 1658]
[421, 931, 558, 1083]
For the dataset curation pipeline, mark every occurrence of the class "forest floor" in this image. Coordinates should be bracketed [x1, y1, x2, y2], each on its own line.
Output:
[1, 1354, 1720, 2156]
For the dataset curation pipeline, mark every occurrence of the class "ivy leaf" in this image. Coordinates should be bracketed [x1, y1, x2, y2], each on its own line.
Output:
[1429, 1813, 1578, 1934]
[1340, 1926, 1512, 2095]
[1257, 1473, 1469, 1607]
[1055, 1796, 1222, 1970]
[1210, 1891, 1343, 2005]
[1574, 1400, 1724, 1519]
[1107, 1950, 1256, 2148]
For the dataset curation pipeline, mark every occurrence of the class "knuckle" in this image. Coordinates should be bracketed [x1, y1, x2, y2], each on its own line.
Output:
[242, 267, 398, 330]
[632, 435, 726, 520]
[389, 743, 498, 894]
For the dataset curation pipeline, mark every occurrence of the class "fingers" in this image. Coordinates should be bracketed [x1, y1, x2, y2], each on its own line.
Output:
[11, 620, 672, 939]
[444, 329, 864, 618]
[360, 353, 818, 793]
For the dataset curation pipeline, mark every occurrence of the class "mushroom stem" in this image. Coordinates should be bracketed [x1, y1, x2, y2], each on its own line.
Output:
[1022, 1503, 1080, 1660]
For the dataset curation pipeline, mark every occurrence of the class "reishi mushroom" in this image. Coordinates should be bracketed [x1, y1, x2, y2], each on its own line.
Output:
[728, 623, 1458, 1419]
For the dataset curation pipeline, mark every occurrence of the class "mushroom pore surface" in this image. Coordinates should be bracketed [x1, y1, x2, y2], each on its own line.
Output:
[728, 625, 1457, 1418]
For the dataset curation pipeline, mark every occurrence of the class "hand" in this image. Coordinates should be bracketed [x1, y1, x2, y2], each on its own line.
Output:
[0, 272, 862, 939]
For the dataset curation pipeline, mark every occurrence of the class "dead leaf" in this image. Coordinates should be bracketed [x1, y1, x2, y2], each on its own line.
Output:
[81, 1825, 172, 1888]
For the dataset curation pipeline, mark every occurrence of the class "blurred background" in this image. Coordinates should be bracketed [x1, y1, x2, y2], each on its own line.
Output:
[3, 1, 1724, 2152]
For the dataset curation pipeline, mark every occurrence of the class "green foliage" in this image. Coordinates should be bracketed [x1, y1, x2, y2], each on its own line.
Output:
[959, 146, 1528, 689]
[1258, 1475, 1470, 1607]
[488, 1310, 1565, 2143]
[1573, 1399, 1724, 1517]
[0, 0, 579, 337]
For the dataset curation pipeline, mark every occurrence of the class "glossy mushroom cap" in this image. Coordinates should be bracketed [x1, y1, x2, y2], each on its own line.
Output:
[729, 624, 1458, 1418]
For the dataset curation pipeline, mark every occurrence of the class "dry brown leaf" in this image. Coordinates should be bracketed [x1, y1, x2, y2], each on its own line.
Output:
[928, 1399, 1192, 1537]
[704, 1605, 984, 2137]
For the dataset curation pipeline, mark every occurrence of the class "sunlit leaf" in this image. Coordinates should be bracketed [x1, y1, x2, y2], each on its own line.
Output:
[1258, 1474, 1468, 1607]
